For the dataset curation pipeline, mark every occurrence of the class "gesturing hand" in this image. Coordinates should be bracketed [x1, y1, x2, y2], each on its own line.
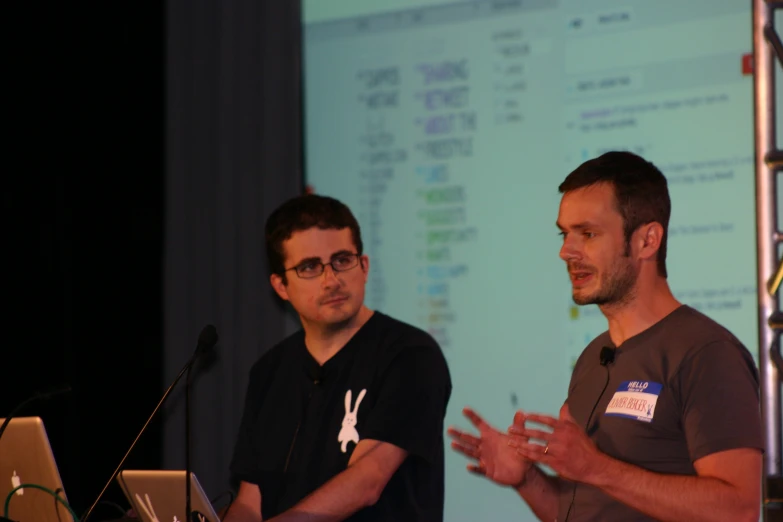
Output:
[509, 403, 606, 483]
[447, 407, 532, 487]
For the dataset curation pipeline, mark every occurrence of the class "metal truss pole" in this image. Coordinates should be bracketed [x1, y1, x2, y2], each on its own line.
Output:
[753, 0, 783, 518]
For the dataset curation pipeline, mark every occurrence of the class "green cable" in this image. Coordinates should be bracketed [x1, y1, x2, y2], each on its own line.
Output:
[4, 483, 80, 522]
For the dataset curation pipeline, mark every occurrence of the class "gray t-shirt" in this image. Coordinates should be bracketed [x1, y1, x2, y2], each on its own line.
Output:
[557, 305, 763, 521]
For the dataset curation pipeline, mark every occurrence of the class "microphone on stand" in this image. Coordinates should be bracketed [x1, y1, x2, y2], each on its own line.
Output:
[81, 325, 219, 522]
[186, 324, 218, 522]
[0, 385, 72, 443]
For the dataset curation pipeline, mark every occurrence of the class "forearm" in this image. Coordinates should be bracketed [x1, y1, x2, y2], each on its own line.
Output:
[269, 465, 378, 522]
[223, 503, 263, 522]
[515, 465, 562, 522]
[590, 455, 758, 522]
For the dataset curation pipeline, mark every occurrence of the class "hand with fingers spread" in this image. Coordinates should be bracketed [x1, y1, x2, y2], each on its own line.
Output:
[447, 407, 533, 487]
[509, 403, 605, 483]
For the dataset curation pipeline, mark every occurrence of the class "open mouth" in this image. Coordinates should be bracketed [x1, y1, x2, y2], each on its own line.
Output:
[570, 271, 594, 287]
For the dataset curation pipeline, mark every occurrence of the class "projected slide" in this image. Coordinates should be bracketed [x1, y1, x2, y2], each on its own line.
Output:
[302, 1, 755, 520]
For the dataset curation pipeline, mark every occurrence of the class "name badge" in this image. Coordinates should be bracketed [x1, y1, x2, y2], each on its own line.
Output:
[604, 381, 662, 422]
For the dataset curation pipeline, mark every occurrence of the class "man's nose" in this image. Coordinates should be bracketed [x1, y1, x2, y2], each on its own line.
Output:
[321, 264, 341, 287]
[559, 238, 581, 262]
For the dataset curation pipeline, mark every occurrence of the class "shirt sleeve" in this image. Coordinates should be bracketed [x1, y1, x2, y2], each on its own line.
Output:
[359, 343, 452, 463]
[676, 340, 764, 461]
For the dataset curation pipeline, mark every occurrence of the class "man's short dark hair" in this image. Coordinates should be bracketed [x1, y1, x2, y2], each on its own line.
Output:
[265, 194, 363, 282]
[559, 151, 671, 278]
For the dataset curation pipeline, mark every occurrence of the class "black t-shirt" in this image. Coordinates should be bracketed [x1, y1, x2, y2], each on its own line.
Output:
[230, 312, 452, 521]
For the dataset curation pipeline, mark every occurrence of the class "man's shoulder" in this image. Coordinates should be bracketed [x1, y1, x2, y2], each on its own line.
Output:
[359, 312, 449, 375]
[667, 305, 741, 341]
[248, 329, 304, 376]
[365, 311, 443, 353]
[651, 305, 751, 359]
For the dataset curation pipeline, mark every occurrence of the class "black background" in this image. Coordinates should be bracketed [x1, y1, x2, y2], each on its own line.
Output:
[4, 4, 165, 518]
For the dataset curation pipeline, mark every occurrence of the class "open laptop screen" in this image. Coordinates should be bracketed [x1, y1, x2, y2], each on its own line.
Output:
[0, 417, 74, 522]
[118, 470, 220, 522]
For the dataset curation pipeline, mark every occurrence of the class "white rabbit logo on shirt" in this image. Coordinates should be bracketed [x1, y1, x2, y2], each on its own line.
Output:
[338, 388, 366, 453]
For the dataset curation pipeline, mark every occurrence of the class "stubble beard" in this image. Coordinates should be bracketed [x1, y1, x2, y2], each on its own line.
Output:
[573, 253, 638, 307]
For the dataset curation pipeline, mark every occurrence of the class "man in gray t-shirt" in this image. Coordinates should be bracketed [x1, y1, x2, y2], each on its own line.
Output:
[449, 151, 763, 521]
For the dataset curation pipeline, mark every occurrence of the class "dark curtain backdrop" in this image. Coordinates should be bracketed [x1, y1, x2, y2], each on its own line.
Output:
[4, 3, 165, 518]
[3, 0, 300, 516]
[163, 0, 303, 498]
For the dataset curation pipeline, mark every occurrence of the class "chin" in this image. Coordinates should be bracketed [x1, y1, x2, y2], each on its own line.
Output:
[572, 295, 589, 306]
[572, 291, 598, 306]
[321, 302, 361, 324]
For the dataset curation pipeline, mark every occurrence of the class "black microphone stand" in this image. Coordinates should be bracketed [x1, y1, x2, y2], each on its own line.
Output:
[185, 326, 217, 522]
[185, 363, 193, 522]
[81, 359, 193, 522]
[82, 325, 217, 522]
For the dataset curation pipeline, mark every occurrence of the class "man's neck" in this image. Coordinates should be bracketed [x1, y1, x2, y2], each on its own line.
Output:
[600, 277, 681, 347]
[303, 306, 374, 365]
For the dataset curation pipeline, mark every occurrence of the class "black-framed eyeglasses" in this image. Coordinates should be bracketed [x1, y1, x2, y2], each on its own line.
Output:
[286, 253, 361, 279]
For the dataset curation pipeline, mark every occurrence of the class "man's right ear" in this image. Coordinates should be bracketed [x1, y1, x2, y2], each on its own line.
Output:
[270, 273, 290, 301]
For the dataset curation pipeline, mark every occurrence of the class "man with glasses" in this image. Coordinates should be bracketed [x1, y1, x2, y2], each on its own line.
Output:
[224, 194, 452, 522]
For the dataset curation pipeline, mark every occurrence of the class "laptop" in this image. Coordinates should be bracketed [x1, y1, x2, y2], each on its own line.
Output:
[117, 470, 221, 522]
[0, 416, 74, 522]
